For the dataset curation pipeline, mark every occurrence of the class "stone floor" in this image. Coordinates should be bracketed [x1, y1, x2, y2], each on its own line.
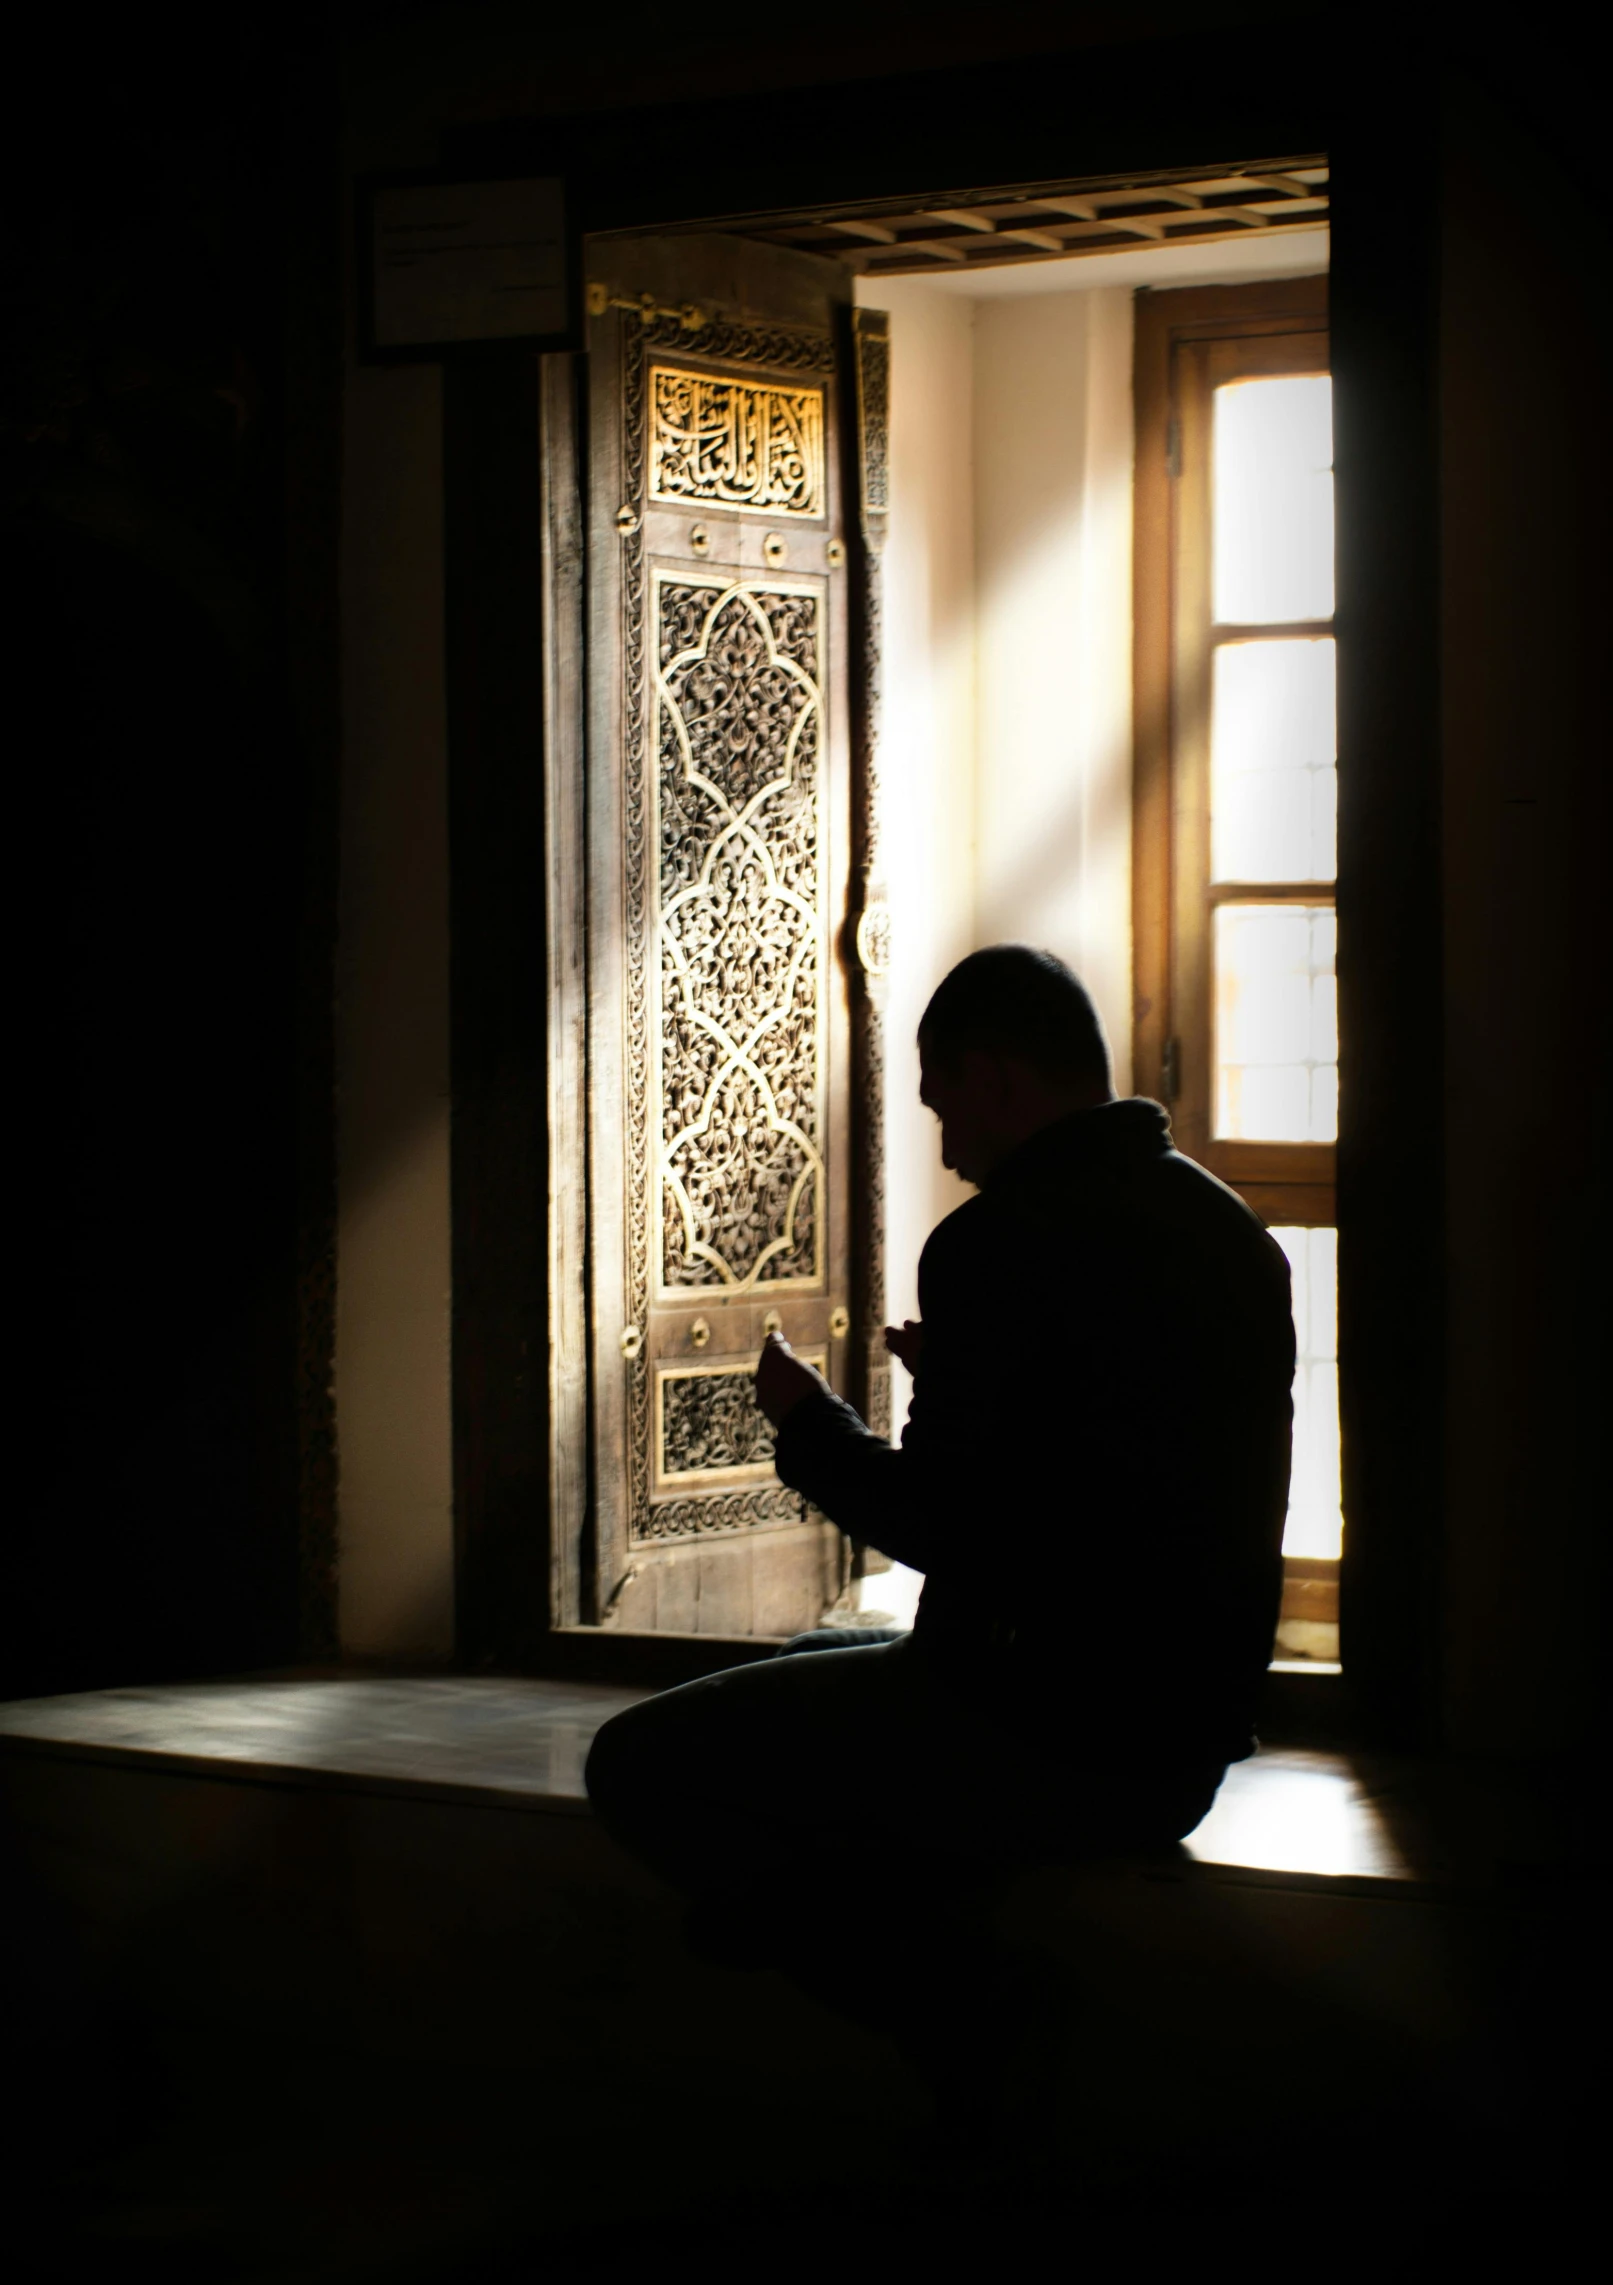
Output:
[0, 1676, 626, 1813]
[0, 1677, 1599, 2281]
[0, 1674, 1416, 1878]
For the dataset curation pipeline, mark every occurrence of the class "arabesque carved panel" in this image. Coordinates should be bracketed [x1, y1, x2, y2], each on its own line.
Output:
[660, 1364, 776, 1480]
[657, 1351, 828, 1484]
[649, 366, 825, 517]
[654, 576, 825, 1294]
[656, 1363, 773, 1487]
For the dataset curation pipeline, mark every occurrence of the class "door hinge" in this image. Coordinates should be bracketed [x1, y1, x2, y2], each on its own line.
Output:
[1160, 1036, 1181, 1102]
[1165, 415, 1182, 480]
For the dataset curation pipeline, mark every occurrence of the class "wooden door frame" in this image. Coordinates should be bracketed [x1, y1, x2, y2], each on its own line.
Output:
[438, 33, 1445, 1741]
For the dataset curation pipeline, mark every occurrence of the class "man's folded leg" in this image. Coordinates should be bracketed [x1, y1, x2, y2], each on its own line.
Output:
[583, 1634, 918, 1908]
[582, 1637, 1218, 2174]
[585, 1629, 1222, 1920]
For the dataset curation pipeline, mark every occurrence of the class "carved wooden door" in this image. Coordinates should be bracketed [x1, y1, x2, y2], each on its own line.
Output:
[583, 236, 864, 1636]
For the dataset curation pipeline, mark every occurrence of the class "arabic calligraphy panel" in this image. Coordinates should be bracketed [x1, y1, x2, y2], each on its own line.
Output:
[649, 366, 825, 518]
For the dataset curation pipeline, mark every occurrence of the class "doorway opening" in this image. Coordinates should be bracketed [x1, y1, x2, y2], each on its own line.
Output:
[561, 160, 1337, 1669]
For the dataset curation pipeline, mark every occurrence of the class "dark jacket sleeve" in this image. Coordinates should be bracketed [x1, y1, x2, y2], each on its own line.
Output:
[771, 1203, 996, 1573]
[771, 1388, 932, 1569]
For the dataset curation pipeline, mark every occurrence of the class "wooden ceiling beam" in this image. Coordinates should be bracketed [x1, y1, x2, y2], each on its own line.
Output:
[751, 194, 1325, 252]
[729, 167, 1329, 273]
[999, 226, 1067, 251]
[1238, 172, 1324, 198]
[825, 218, 898, 243]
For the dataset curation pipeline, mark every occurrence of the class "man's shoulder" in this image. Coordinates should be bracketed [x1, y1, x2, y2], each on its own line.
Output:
[915, 1193, 995, 1288]
[1146, 1144, 1288, 1250]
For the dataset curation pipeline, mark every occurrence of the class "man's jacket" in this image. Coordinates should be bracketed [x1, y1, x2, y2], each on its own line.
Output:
[774, 1099, 1296, 1776]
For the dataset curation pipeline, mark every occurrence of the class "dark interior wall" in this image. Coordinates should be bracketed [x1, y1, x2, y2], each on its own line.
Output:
[1328, 65, 1444, 1754]
[338, 0, 1300, 125]
[7, 21, 342, 1696]
[1436, 75, 1609, 1762]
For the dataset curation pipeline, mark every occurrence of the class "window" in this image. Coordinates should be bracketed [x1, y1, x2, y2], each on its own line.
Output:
[1134, 276, 1340, 1666]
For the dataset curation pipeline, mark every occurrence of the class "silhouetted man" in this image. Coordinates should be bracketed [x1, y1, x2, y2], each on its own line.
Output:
[586, 947, 1295, 2151]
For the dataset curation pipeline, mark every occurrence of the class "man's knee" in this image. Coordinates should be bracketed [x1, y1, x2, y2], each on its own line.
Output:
[583, 1702, 659, 1826]
[584, 1688, 712, 1830]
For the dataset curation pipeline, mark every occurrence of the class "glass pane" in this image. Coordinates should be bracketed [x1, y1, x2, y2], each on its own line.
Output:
[1270, 1227, 1342, 1561]
[1214, 904, 1337, 1141]
[1211, 638, 1336, 882]
[1213, 374, 1334, 624]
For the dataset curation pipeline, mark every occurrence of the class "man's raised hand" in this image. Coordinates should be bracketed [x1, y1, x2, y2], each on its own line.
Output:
[883, 1320, 924, 1375]
[755, 1331, 833, 1429]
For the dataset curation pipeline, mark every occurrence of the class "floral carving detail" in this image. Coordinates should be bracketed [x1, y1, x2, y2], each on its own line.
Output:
[660, 1368, 777, 1478]
[656, 578, 824, 1292]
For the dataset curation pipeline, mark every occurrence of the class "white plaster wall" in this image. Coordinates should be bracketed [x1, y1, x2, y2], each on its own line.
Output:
[337, 195, 455, 1661]
[861, 240, 1331, 1358]
[858, 269, 1139, 1453]
[972, 286, 1135, 1089]
[859, 282, 980, 1392]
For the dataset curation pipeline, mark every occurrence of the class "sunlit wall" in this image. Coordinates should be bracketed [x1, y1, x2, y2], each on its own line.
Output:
[851, 272, 1135, 1625]
[855, 272, 1135, 1420]
[856, 234, 1329, 1625]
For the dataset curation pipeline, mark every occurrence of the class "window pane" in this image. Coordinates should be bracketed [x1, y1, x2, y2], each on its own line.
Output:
[1214, 903, 1337, 1141]
[1211, 638, 1336, 882]
[1270, 1226, 1342, 1561]
[1213, 375, 1334, 624]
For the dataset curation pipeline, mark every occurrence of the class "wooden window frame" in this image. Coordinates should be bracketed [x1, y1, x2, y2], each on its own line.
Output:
[1134, 274, 1333, 1226]
[1134, 275, 1341, 1670]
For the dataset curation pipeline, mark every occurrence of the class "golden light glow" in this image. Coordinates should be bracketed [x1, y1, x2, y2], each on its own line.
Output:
[1214, 903, 1337, 1141]
[1213, 373, 1334, 623]
[1211, 636, 1336, 882]
[1270, 1227, 1342, 1562]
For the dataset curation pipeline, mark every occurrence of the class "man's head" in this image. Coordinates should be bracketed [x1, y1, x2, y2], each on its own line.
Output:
[917, 946, 1114, 1186]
